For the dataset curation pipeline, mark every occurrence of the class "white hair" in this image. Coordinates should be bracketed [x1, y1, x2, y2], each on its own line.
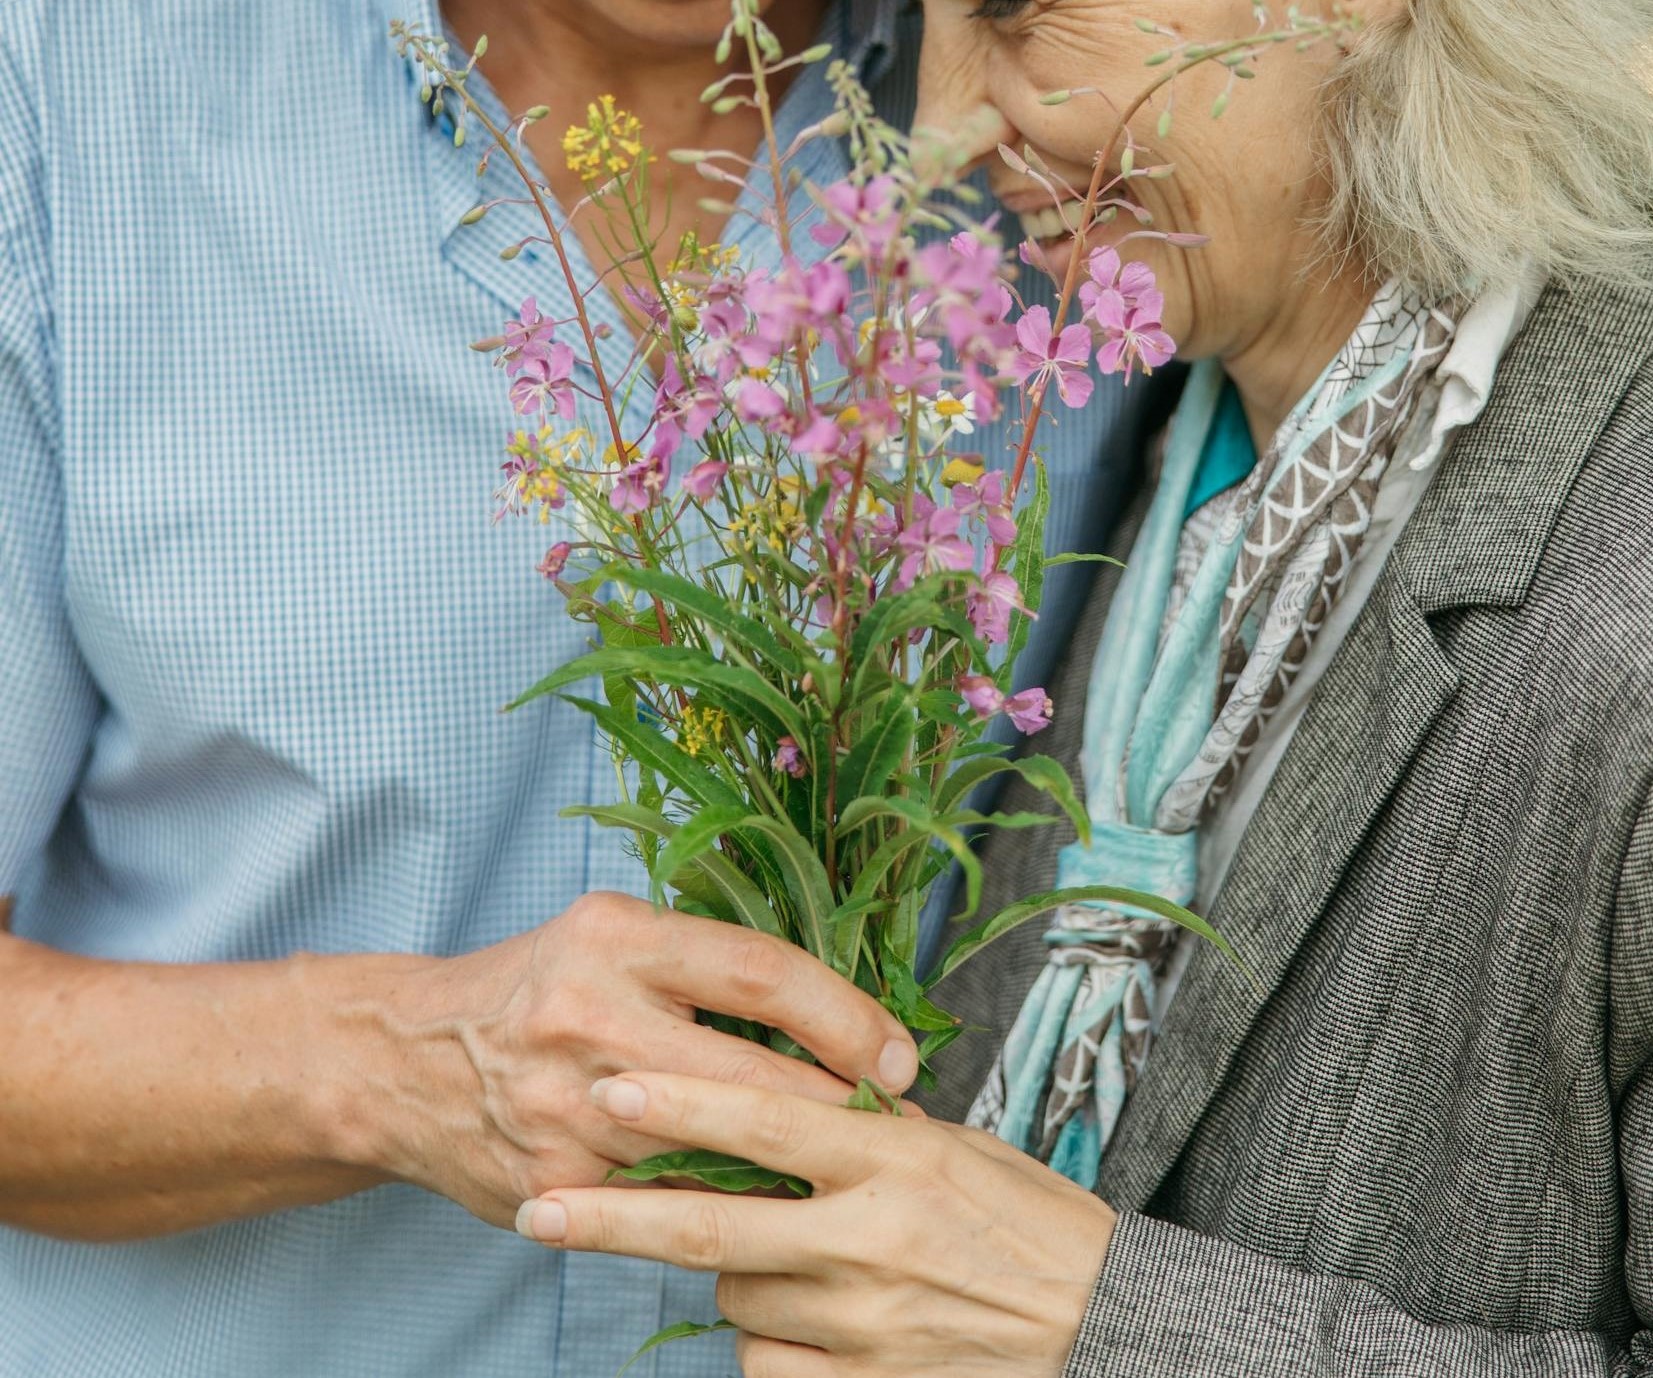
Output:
[1315, 0, 1653, 297]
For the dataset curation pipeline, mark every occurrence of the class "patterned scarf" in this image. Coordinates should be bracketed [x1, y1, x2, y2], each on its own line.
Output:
[968, 283, 1459, 1187]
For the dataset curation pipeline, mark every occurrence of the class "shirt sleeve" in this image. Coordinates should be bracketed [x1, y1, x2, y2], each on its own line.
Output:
[0, 22, 101, 898]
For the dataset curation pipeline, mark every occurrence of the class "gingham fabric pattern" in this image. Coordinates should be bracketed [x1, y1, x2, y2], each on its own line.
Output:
[0, 2, 1159, 1375]
[923, 276, 1653, 1374]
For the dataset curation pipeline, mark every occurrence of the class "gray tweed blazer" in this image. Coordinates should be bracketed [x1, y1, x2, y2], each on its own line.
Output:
[921, 277, 1653, 1375]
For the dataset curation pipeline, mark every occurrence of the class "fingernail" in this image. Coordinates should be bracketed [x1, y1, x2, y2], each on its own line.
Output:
[878, 1037, 918, 1090]
[593, 1077, 649, 1120]
[516, 1199, 567, 1242]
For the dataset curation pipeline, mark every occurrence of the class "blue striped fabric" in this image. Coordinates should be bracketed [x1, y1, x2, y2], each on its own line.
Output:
[0, 1, 1152, 1373]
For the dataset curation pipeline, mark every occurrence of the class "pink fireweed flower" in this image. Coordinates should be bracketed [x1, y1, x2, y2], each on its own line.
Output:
[681, 458, 727, 501]
[793, 411, 844, 462]
[734, 376, 786, 423]
[508, 343, 578, 419]
[1092, 293, 1176, 384]
[1005, 686, 1054, 734]
[536, 542, 572, 580]
[493, 428, 570, 524]
[1008, 306, 1094, 410]
[958, 675, 1006, 720]
[610, 454, 670, 514]
[772, 736, 807, 778]
[966, 569, 1026, 645]
[894, 506, 976, 591]
[648, 359, 721, 462]
[880, 333, 944, 397]
[914, 232, 1017, 355]
[743, 259, 852, 364]
[809, 175, 901, 256]
[501, 297, 558, 374]
[1078, 248, 1157, 325]
[951, 471, 1017, 548]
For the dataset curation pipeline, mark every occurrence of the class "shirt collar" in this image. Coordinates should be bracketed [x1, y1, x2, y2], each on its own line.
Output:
[1409, 266, 1545, 471]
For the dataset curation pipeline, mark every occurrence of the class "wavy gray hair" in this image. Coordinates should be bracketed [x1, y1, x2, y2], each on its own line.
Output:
[1316, 0, 1653, 297]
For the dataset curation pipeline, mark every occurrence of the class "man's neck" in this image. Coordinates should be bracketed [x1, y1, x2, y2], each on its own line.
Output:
[444, 0, 832, 199]
[442, 0, 833, 314]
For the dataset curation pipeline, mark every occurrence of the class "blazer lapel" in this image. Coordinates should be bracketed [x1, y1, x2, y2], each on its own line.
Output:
[1096, 277, 1653, 1210]
[1098, 570, 1458, 1209]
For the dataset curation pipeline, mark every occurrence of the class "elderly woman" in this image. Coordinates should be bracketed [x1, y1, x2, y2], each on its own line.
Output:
[510, 0, 1653, 1372]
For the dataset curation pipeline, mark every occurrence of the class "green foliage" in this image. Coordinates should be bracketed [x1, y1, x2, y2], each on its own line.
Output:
[616, 1320, 736, 1378]
[608, 1149, 812, 1197]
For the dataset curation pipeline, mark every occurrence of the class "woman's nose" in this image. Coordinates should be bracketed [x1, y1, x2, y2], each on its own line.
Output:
[912, 20, 1016, 168]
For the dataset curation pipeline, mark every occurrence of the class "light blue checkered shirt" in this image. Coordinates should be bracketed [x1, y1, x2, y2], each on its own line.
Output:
[0, 1, 1155, 1373]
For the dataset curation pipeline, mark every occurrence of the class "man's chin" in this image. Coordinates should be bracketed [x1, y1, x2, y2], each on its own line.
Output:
[573, 0, 783, 49]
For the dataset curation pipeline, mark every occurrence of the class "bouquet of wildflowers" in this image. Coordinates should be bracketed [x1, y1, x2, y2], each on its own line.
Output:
[391, 0, 1349, 1194]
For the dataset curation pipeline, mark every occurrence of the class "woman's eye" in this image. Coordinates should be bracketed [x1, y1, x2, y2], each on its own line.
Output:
[969, 0, 1032, 19]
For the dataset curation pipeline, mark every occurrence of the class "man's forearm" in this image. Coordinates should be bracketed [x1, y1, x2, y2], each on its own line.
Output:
[0, 927, 428, 1241]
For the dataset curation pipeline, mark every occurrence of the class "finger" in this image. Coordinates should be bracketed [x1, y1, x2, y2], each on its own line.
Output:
[514, 1185, 824, 1274]
[630, 909, 918, 1092]
[718, 1274, 838, 1352]
[736, 1331, 840, 1378]
[649, 1020, 858, 1106]
[589, 1072, 900, 1191]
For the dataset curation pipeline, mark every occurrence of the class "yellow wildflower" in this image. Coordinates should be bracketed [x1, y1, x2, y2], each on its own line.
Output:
[562, 95, 650, 184]
[678, 703, 727, 758]
[940, 457, 986, 487]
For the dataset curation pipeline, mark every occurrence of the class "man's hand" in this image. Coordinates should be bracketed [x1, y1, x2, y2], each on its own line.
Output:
[353, 893, 918, 1229]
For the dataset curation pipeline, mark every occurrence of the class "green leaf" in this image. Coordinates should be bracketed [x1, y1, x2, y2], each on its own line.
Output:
[935, 752, 1091, 846]
[565, 803, 785, 939]
[510, 645, 809, 743]
[828, 826, 942, 977]
[563, 695, 742, 812]
[934, 884, 1246, 983]
[944, 809, 1064, 831]
[608, 1149, 811, 1197]
[848, 576, 981, 700]
[648, 804, 748, 907]
[843, 1077, 902, 1114]
[731, 814, 836, 960]
[616, 1320, 736, 1378]
[1044, 551, 1126, 568]
[837, 689, 916, 806]
[918, 1023, 967, 1065]
[1001, 459, 1051, 687]
[601, 564, 804, 678]
[835, 795, 983, 917]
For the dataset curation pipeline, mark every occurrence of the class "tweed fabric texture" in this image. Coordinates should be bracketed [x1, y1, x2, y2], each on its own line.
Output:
[923, 276, 1653, 1374]
[0, 2, 1161, 1375]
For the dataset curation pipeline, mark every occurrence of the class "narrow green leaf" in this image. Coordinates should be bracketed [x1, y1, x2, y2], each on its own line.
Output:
[731, 814, 836, 960]
[837, 690, 916, 806]
[935, 884, 1246, 983]
[510, 645, 808, 743]
[848, 577, 981, 700]
[563, 695, 742, 811]
[1044, 551, 1126, 568]
[834, 796, 983, 917]
[608, 1149, 811, 1197]
[565, 803, 784, 939]
[1001, 459, 1051, 686]
[616, 1321, 736, 1378]
[935, 752, 1090, 845]
[601, 564, 804, 677]
[649, 804, 748, 907]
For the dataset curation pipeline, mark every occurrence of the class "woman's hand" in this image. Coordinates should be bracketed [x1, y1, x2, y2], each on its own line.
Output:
[515, 1071, 1117, 1377]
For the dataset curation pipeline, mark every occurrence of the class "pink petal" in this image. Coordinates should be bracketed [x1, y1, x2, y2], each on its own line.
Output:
[1014, 306, 1053, 355]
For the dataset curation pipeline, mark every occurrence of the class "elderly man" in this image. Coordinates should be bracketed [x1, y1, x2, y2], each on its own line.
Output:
[0, 0, 1155, 1374]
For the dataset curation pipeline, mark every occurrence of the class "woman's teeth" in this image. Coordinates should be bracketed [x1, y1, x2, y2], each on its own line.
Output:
[1017, 203, 1082, 244]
